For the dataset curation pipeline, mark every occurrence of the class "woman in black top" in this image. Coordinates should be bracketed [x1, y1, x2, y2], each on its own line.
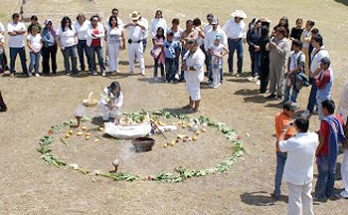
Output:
[259, 26, 270, 93]
[272, 16, 289, 38]
[290, 18, 303, 41]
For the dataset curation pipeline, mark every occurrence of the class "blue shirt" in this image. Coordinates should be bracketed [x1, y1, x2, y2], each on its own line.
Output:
[164, 41, 180, 59]
[42, 28, 56, 47]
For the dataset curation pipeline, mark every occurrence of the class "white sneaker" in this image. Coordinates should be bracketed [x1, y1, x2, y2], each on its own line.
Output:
[140, 71, 145, 76]
[35, 73, 40, 77]
[102, 71, 106, 77]
[213, 83, 221, 89]
[247, 77, 254, 82]
[256, 80, 260, 86]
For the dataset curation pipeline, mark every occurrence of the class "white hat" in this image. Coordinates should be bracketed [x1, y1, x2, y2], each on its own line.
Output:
[231, 10, 247, 19]
[129, 11, 140, 20]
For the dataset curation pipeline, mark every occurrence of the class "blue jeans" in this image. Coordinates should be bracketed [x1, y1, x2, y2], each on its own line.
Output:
[153, 59, 164, 78]
[307, 80, 317, 113]
[77, 40, 91, 71]
[87, 45, 105, 73]
[29, 52, 40, 74]
[228, 38, 243, 74]
[204, 48, 212, 75]
[275, 151, 287, 197]
[315, 155, 335, 200]
[284, 80, 300, 103]
[10, 47, 28, 74]
[180, 47, 188, 80]
[250, 50, 261, 77]
[62, 46, 77, 74]
[165, 58, 177, 82]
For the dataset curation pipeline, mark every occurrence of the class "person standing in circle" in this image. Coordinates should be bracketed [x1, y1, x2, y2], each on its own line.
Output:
[182, 38, 205, 113]
[105, 15, 126, 75]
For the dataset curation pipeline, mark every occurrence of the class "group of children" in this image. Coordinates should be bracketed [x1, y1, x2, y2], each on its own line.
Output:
[150, 26, 226, 88]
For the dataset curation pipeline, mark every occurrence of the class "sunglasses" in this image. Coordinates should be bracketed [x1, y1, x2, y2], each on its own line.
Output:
[187, 41, 194, 45]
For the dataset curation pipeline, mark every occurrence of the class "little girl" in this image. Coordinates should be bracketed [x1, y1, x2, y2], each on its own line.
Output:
[210, 36, 228, 88]
[98, 81, 123, 123]
[151, 27, 165, 81]
[27, 26, 43, 77]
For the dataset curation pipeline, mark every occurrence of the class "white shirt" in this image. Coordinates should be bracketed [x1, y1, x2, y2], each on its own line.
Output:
[57, 27, 77, 48]
[127, 24, 143, 41]
[106, 25, 122, 45]
[99, 88, 123, 108]
[205, 28, 227, 50]
[86, 23, 105, 47]
[105, 17, 124, 29]
[279, 132, 319, 185]
[7, 21, 27, 48]
[74, 20, 91, 40]
[184, 48, 205, 83]
[338, 81, 348, 124]
[150, 18, 167, 38]
[167, 27, 182, 42]
[27, 34, 42, 52]
[223, 19, 246, 39]
[138, 17, 149, 39]
[0, 22, 5, 33]
[310, 46, 329, 75]
[289, 51, 305, 71]
[195, 27, 204, 47]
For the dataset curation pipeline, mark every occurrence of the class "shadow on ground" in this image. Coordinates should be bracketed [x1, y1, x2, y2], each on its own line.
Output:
[334, 0, 348, 6]
[240, 191, 288, 206]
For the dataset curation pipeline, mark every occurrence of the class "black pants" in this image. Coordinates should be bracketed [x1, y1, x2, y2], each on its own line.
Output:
[1, 50, 8, 69]
[42, 45, 57, 74]
[259, 60, 269, 93]
[0, 91, 7, 111]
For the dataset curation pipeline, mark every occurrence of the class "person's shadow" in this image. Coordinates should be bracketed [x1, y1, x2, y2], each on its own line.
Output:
[240, 191, 288, 206]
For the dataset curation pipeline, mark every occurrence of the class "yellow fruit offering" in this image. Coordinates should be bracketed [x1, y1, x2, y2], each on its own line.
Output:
[86, 136, 91, 140]
[94, 138, 100, 142]
[170, 140, 175, 147]
[163, 143, 168, 148]
[192, 136, 198, 141]
[76, 131, 83, 136]
[68, 130, 73, 135]
[98, 127, 104, 132]
[182, 125, 186, 129]
[81, 126, 87, 131]
[201, 128, 206, 132]
[65, 133, 70, 138]
[86, 133, 92, 136]
[195, 131, 200, 135]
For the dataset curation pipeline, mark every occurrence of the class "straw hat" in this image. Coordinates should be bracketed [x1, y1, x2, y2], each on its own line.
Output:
[129, 11, 140, 20]
[231, 10, 247, 19]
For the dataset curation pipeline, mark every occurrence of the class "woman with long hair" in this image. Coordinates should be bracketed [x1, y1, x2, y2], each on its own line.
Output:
[105, 15, 126, 75]
[151, 27, 165, 80]
[41, 19, 57, 75]
[74, 13, 91, 72]
[150, 10, 167, 39]
[56, 16, 78, 75]
[272, 16, 289, 38]
[259, 26, 270, 93]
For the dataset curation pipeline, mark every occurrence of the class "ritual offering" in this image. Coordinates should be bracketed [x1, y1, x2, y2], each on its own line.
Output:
[70, 104, 86, 128]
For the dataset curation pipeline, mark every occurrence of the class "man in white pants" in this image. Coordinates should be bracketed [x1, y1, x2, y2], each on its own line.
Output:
[279, 115, 318, 215]
[182, 38, 205, 113]
[338, 80, 348, 198]
[124, 11, 146, 75]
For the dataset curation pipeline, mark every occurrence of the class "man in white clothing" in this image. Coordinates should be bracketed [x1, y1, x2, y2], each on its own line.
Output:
[279, 114, 318, 215]
[182, 38, 205, 113]
[223, 10, 247, 76]
[124, 11, 146, 75]
[205, 18, 227, 84]
[338, 80, 348, 198]
[105, 8, 124, 28]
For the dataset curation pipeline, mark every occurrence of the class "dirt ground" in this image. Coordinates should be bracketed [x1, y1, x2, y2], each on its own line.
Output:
[0, 0, 348, 214]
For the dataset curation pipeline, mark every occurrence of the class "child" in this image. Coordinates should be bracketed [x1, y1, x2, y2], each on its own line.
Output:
[164, 32, 181, 83]
[0, 32, 4, 75]
[27, 26, 43, 77]
[151, 27, 165, 81]
[98, 81, 123, 123]
[284, 39, 307, 102]
[272, 101, 297, 200]
[209, 36, 228, 88]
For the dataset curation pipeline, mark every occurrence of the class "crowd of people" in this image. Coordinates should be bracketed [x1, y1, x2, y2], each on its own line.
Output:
[0, 8, 348, 215]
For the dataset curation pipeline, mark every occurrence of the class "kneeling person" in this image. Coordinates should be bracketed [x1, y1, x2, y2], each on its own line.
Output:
[99, 81, 123, 123]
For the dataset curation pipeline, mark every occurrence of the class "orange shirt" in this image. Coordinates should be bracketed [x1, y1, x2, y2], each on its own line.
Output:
[275, 112, 295, 151]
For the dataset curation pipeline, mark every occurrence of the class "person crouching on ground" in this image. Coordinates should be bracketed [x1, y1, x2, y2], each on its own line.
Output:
[272, 101, 297, 200]
[314, 99, 346, 202]
[279, 114, 318, 215]
[181, 38, 205, 113]
[209, 36, 228, 88]
[98, 81, 124, 123]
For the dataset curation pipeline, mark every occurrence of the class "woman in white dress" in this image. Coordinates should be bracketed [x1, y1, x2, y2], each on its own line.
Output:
[105, 15, 125, 74]
[99, 81, 124, 123]
[149, 10, 167, 39]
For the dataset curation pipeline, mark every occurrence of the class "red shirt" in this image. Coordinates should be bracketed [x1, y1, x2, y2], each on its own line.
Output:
[319, 114, 344, 156]
[91, 29, 101, 46]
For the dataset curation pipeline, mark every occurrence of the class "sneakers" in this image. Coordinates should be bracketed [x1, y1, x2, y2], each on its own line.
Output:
[256, 80, 260, 85]
[92, 71, 97, 76]
[35, 73, 40, 77]
[140, 71, 145, 76]
[28, 72, 33, 77]
[102, 71, 106, 77]
[213, 83, 221, 89]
